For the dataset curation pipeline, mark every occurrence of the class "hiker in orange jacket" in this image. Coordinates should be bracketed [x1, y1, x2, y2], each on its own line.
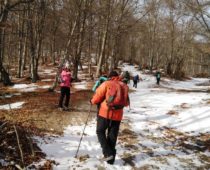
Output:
[90, 71, 129, 164]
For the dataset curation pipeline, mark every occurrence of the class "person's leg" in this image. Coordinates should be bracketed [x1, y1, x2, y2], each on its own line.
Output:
[157, 78, 160, 85]
[64, 87, 70, 108]
[133, 80, 136, 88]
[96, 116, 113, 157]
[107, 120, 121, 164]
[58, 87, 65, 108]
[134, 81, 137, 88]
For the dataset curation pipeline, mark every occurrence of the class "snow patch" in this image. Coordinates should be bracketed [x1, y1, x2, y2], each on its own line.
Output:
[0, 101, 25, 110]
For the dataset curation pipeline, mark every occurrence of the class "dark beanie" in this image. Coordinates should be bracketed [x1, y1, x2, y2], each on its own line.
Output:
[108, 70, 118, 78]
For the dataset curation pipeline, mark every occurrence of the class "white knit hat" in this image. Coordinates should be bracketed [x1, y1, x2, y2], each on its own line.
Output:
[64, 62, 70, 69]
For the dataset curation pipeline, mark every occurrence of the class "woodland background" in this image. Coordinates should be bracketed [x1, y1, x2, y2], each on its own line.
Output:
[0, 0, 210, 86]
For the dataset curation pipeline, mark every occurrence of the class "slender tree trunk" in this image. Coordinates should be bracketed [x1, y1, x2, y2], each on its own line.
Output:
[52, 34, 56, 65]
[73, 0, 88, 80]
[17, 11, 25, 78]
[28, 13, 37, 82]
[96, 0, 111, 77]
[21, 35, 27, 77]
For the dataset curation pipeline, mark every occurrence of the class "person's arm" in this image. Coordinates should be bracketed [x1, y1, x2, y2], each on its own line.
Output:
[69, 74, 72, 87]
[92, 80, 100, 92]
[125, 86, 130, 107]
[91, 82, 107, 104]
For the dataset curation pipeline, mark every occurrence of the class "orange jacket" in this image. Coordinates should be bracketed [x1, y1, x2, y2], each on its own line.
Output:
[91, 76, 129, 121]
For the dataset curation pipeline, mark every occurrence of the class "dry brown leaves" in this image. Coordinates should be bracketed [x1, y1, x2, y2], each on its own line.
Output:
[0, 121, 46, 169]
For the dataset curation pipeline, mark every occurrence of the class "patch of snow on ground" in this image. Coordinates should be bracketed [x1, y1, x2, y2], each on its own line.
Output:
[39, 69, 55, 75]
[0, 93, 21, 99]
[41, 79, 53, 82]
[36, 64, 209, 170]
[39, 85, 50, 89]
[73, 81, 87, 89]
[12, 84, 38, 92]
[122, 65, 210, 134]
[12, 83, 51, 91]
[0, 101, 25, 110]
[37, 121, 130, 170]
[0, 159, 9, 167]
[162, 78, 210, 91]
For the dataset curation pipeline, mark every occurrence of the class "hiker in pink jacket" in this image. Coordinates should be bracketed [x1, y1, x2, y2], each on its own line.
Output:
[58, 64, 72, 111]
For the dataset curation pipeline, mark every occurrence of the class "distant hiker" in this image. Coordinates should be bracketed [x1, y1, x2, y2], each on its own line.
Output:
[133, 74, 140, 88]
[90, 71, 129, 165]
[58, 63, 72, 111]
[92, 75, 108, 92]
[133, 74, 143, 88]
[155, 71, 161, 85]
[124, 71, 130, 83]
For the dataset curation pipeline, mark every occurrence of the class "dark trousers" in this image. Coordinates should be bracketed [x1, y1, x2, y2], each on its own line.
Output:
[133, 80, 138, 88]
[156, 78, 160, 85]
[58, 87, 70, 108]
[96, 116, 120, 164]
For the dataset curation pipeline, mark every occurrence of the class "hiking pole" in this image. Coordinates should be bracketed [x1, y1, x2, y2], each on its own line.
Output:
[75, 104, 92, 158]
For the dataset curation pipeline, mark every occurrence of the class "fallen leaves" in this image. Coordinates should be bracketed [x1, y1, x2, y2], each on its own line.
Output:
[167, 110, 178, 115]
[0, 121, 45, 169]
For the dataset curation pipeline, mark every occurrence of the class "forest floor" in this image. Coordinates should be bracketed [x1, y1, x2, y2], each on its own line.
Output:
[0, 64, 97, 169]
[0, 63, 209, 170]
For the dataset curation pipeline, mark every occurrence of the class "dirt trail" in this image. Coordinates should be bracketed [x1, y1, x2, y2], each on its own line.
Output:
[0, 89, 97, 134]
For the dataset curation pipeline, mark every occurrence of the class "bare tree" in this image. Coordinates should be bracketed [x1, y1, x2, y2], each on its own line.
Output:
[0, 0, 34, 85]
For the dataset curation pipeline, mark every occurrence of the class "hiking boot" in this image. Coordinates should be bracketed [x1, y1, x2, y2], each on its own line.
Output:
[105, 155, 115, 165]
[63, 106, 69, 111]
[100, 155, 114, 162]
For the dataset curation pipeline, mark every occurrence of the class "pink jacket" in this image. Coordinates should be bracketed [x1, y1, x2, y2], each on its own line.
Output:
[60, 69, 71, 87]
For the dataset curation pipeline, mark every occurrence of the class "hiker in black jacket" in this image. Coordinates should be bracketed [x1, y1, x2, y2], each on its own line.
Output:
[133, 75, 139, 88]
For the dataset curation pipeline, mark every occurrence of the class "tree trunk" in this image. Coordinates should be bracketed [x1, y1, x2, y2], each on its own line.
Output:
[21, 34, 27, 77]
[51, 34, 56, 65]
[17, 10, 25, 78]
[0, 3, 12, 85]
[96, 0, 111, 77]
[0, 63, 13, 85]
[72, 0, 88, 80]
[28, 7, 37, 83]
